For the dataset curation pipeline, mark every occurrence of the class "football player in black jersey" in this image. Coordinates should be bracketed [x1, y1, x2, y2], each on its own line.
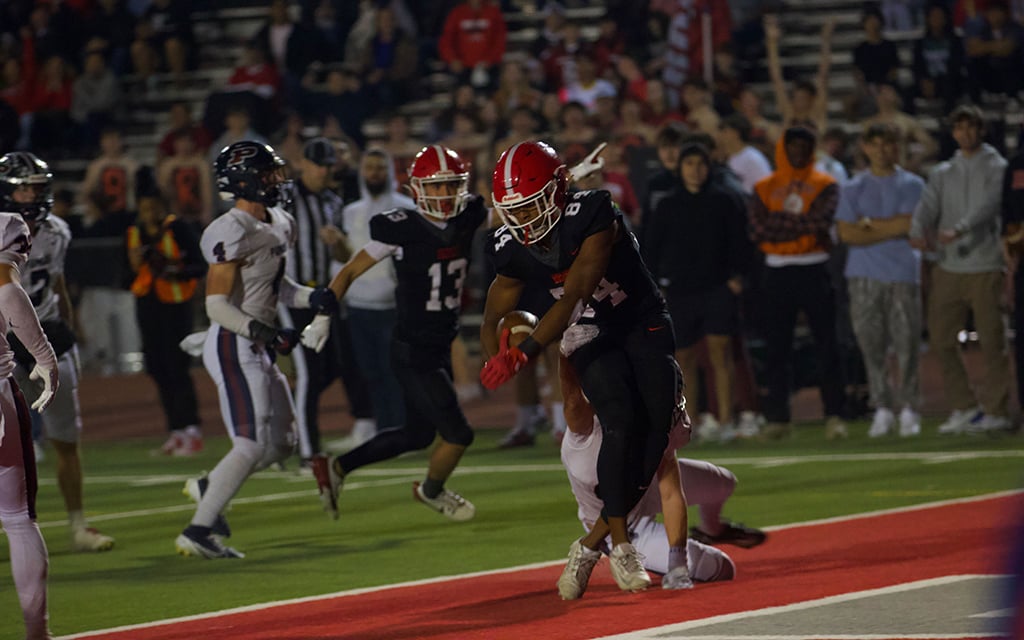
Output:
[480, 140, 683, 592]
[303, 145, 487, 522]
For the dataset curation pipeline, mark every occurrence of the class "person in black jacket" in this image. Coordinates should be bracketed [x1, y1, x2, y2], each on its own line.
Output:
[644, 142, 754, 441]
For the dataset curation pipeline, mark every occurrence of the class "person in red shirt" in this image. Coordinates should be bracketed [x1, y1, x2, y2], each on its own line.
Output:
[29, 56, 73, 153]
[438, 0, 506, 91]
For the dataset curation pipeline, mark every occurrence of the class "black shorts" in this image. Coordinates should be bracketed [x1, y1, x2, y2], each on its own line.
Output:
[666, 285, 740, 348]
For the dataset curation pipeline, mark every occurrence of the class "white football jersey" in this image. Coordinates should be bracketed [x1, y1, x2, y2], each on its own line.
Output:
[200, 206, 295, 326]
[561, 412, 692, 530]
[0, 211, 33, 380]
[22, 215, 71, 322]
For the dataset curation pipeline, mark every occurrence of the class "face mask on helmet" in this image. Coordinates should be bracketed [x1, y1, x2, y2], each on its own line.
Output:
[215, 142, 290, 207]
[412, 174, 469, 220]
[493, 178, 563, 245]
[0, 152, 53, 224]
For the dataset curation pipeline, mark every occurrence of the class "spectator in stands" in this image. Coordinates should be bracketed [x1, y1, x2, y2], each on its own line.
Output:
[910, 105, 1012, 434]
[817, 127, 852, 183]
[765, 13, 835, 134]
[130, 0, 194, 85]
[642, 78, 684, 128]
[71, 49, 122, 152]
[255, 0, 338, 104]
[615, 55, 648, 103]
[325, 137, 361, 205]
[304, 65, 370, 150]
[592, 16, 625, 76]
[438, 0, 507, 91]
[227, 43, 281, 103]
[84, 0, 137, 75]
[80, 127, 139, 227]
[913, 2, 966, 114]
[157, 129, 214, 230]
[964, 0, 1024, 101]
[614, 98, 657, 149]
[836, 123, 925, 438]
[540, 21, 588, 91]
[558, 55, 616, 115]
[156, 102, 211, 164]
[718, 113, 772, 196]
[882, 0, 922, 31]
[378, 113, 424, 192]
[206, 106, 268, 168]
[748, 126, 848, 441]
[531, 1, 566, 58]
[847, 6, 902, 120]
[29, 55, 73, 154]
[355, 5, 418, 109]
[735, 87, 782, 156]
[590, 138, 640, 225]
[640, 121, 688, 246]
[646, 141, 754, 442]
[339, 148, 412, 442]
[493, 106, 540, 164]
[440, 110, 490, 181]
[658, 0, 733, 110]
[553, 101, 597, 167]
[681, 78, 721, 139]
[711, 43, 742, 117]
[127, 177, 206, 455]
[860, 81, 939, 174]
[429, 84, 479, 142]
[342, 0, 418, 66]
[272, 111, 307, 170]
[491, 60, 543, 124]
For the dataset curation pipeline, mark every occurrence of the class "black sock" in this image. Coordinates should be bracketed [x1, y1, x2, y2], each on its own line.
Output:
[183, 524, 212, 537]
[421, 477, 444, 499]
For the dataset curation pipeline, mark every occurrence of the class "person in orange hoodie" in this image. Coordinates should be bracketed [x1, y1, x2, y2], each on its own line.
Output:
[748, 126, 848, 440]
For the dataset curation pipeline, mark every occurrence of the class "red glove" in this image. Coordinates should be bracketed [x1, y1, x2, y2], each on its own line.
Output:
[480, 328, 529, 390]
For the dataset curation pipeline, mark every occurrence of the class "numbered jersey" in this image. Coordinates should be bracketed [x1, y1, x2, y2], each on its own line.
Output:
[200, 206, 295, 326]
[0, 212, 32, 380]
[486, 190, 664, 328]
[23, 216, 71, 322]
[370, 195, 487, 346]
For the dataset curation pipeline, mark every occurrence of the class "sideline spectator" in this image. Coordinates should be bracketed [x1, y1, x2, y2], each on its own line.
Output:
[438, 0, 507, 91]
[80, 128, 138, 225]
[835, 124, 925, 438]
[765, 14, 835, 133]
[748, 127, 848, 440]
[640, 122, 688, 246]
[860, 82, 939, 175]
[718, 114, 772, 196]
[681, 78, 721, 139]
[912, 2, 966, 113]
[157, 129, 214, 230]
[964, 0, 1024, 101]
[909, 105, 1011, 434]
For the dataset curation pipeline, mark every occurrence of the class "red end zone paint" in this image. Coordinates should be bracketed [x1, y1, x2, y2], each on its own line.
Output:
[74, 494, 1019, 640]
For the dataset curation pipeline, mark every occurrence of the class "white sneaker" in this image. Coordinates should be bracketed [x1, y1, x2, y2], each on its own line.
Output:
[966, 414, 1011, 434]
[736, 411, 763, 439]
[661, 565, 694, 590]
[898, 407, 921, 437]
[413, 482, 475, 521]
[608, 543, 651, 592]
[71, 526, 115, 552]
[868, 408, 895, 438]
[938, 407, 981, 435]
[698, 413, 721, 443]
[556, 539, 602, 600]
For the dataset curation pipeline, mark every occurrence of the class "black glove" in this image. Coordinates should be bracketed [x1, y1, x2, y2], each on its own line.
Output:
[248, 321, 300, 355]
[309, 286, 339, 316]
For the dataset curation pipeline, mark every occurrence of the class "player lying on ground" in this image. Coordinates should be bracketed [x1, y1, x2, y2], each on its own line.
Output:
[501, 313, 765, 598]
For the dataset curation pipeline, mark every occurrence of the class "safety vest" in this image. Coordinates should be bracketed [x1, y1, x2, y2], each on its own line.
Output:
[126, 215, 198, 303]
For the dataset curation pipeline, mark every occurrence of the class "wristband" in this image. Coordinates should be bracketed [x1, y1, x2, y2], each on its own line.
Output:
[517, 335, 542, 359]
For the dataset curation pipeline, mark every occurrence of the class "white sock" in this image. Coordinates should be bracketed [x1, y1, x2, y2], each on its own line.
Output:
[550, 402, 566, 434]
[0, 474, 50, 639]
[193, 438, 261, 528]
[68, 509, 86, 532]
[515, 405, 543, 434]
[184, 425, 202, 439]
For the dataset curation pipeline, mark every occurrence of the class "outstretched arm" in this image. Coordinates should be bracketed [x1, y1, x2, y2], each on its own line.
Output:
[764, 14, 792, 124]
[813, 18, 836, 129]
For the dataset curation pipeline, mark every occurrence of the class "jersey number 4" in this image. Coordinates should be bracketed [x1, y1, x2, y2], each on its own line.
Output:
[426, 258, 467, 311]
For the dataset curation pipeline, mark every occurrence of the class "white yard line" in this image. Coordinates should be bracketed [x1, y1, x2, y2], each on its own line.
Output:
[56, 491, 1022, 640]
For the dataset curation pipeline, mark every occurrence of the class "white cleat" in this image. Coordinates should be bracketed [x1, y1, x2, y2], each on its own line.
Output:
[71, 526, 115, 552]
[175, 527, 243, 559]
[557, 539, 602, 600]
[661, 565, 695, 590]
[609, 543, 651, 592]
[413, 482, 475, 521]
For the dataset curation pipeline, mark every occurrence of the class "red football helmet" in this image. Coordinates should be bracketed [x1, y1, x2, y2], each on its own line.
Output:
[408, 145, 470, 220]
[491, 141, 568, 245]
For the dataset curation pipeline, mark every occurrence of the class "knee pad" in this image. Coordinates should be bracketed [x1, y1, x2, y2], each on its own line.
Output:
[438, 419, 474, 448]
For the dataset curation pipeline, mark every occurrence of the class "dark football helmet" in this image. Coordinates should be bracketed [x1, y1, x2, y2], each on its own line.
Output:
[214, 141, 288, 207]
[0, 152, 53, 223]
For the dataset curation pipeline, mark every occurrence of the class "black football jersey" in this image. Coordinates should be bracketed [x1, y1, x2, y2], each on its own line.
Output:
[486, 190, 665, 328]
[370, 195, 488, 346]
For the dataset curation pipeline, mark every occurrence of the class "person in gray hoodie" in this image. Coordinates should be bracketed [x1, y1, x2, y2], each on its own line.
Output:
[338, 147, 414, 443]
[910, 105, 1011, 434]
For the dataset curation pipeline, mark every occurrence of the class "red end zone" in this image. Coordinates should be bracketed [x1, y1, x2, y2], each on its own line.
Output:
[69, 494, 1021, 640]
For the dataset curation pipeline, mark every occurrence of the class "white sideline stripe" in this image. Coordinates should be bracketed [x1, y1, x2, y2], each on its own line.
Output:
[971, 608, 1015, 618]
[56, 494, 1020, 640]
[590, 575, 1011, 640]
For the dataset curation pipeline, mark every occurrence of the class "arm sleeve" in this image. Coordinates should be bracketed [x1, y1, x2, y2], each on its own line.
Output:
[206, 294, 260, 338]
[278, 276, 313, 309]
[0, 283, 56, 370]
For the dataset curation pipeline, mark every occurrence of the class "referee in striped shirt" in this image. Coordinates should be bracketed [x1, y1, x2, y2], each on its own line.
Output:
[280, 137, 373, 462]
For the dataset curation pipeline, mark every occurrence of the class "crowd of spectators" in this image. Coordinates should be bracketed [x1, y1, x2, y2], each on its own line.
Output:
[1, 0, 1024, 434]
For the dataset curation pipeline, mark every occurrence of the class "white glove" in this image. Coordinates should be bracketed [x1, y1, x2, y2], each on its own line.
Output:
[662, 565, 694, 590]
[29, 362, 59, 412]
[300, 314, 332, 353]
[568, 142, 607, 183]
[179, 330, 208, 357]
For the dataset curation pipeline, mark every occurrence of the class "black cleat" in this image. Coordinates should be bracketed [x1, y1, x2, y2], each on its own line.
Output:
[690, 521, 766, 549]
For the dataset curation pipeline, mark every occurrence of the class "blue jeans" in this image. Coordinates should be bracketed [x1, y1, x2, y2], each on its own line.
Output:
[348, 307, 405, 430]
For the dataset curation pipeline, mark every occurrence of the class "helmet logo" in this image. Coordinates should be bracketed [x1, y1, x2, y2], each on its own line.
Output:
[227, 145, 259, 167]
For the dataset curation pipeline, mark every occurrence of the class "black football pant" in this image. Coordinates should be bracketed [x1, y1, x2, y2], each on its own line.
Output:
[568, 312, 679, 521]
[136, 294, 200, 432]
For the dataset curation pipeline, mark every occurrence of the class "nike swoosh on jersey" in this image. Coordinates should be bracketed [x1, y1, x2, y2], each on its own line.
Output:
[647, 325, 664, 332]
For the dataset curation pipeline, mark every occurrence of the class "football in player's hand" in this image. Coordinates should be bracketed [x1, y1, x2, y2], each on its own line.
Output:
[497, 310, 538, 348]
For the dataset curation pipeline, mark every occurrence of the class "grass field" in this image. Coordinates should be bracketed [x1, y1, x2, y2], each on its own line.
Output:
[2, 419, 1022, 639]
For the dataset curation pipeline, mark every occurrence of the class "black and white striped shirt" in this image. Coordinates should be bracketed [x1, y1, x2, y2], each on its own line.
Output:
[284, 180, 345, 287]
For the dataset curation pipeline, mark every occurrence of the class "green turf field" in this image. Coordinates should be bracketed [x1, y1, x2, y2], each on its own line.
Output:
[2, 421, 1022, 639]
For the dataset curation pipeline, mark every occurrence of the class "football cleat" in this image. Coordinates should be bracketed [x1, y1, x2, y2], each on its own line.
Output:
[690, 521, 766, 549]
[311, 453, 344, 520]
[183, 474, 231, 538]
[71, 527, 115, 552]
[557, 538, 602, 600]
[661, 565, 694, 590]
[608, 543, 651, 592]
[175, 526, 243, 559]
[687, 539, 736, 583]
[498, 427, 535, 449]
[413, 481, 475, 521]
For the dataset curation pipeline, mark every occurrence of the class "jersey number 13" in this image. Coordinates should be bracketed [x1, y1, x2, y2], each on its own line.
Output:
[426, 258, 467, 311]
